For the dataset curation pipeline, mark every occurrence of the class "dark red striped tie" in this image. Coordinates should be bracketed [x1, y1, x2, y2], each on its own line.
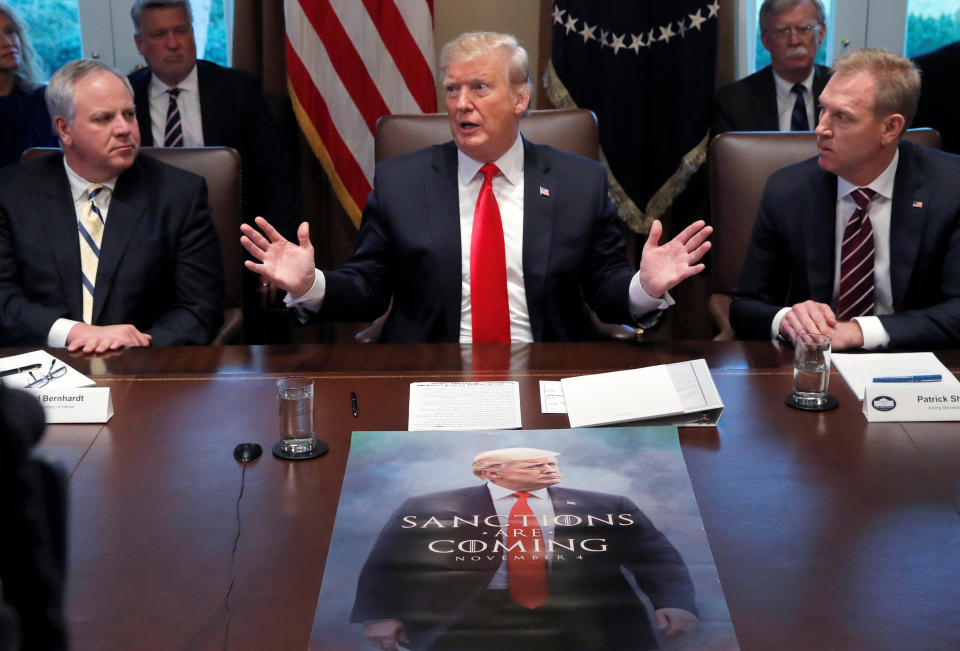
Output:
[470, 163, 510, 342]
[837, 187, 877, 320]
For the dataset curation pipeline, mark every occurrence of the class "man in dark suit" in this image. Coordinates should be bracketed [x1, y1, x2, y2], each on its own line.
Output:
[713, 0, 828, 133]
[912, 40, 960, 155]
[351, 447, 697, 651]
[731, 48, 960, 350]
[127, 0, 297, 239]
[241, 32, 712, 343]
[0, 59, 223, 351]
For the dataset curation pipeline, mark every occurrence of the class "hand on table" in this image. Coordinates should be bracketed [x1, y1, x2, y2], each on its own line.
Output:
[66, 323, 151, 354]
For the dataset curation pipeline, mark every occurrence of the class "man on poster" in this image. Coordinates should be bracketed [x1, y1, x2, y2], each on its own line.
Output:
[350, 447, 697, 650]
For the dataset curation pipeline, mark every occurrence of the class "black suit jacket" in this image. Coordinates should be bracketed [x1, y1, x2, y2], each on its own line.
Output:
[318, 139, 638, 342]
[0, 153, 224, 346]
[129, 60, 298, 239]
[730, 140, 960, 349]
[350, 484, 696, 651]
[913, 41, 960, 155]
[712, 64, 830, 134]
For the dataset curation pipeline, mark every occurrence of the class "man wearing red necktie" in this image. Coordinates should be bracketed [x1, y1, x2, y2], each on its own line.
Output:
[242, 32, 711, 343]
[731, 48, 960, 350]
[350, 447, 697, 651]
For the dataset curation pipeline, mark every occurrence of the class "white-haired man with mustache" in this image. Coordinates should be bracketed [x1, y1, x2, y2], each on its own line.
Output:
[714, 0, 829, 133]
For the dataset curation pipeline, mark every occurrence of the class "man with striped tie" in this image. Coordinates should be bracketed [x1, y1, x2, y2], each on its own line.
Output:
[731, 48, 960, 350]
[0, 59, 223, 351]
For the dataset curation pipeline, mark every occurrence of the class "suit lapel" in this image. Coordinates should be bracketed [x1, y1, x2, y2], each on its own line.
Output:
[521, 139, 555, 341]
[428, 143, 464, 338]
[757, 67, 780, 131]
[42, 156, 86, 320]
[803, 168, 838, 302]
[889, 142, 927, 309]
[92, 159, 149, 323]
[196, 61, 219, 145]
[132, 72, 154, 147]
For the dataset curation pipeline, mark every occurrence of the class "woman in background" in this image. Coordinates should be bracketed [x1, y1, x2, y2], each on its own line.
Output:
[0, 2, 57, 168]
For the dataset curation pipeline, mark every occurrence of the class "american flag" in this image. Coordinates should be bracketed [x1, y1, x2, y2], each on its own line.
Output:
[285, 0, 437, 226]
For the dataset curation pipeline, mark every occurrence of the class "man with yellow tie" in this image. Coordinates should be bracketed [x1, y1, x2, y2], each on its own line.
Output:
[0, 59, 223, 352]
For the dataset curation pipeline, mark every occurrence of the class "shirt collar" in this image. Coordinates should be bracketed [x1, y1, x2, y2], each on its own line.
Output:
[148, 62, 200, 99]
[63, 158, 118, 202]
[773, 67, 814, 99]
[837, 148, 899, 202]
[487, 481, 550, 501]
[458, 133, 524, 187]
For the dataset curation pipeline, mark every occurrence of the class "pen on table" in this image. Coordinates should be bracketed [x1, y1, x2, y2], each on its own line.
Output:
[872, 374, 942, 383]
[0, 363, 43, 378]
[351, 391, 358, 417]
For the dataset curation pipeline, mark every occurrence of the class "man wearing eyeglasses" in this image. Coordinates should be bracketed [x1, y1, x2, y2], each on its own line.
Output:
[713, 0, 829, 134]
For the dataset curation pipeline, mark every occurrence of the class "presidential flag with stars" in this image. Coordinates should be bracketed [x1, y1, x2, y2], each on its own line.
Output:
[546, 1, 719, 233]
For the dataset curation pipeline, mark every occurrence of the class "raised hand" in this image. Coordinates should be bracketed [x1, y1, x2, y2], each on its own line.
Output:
[638, 219, 712, 298]
[240, 217, 317, 298]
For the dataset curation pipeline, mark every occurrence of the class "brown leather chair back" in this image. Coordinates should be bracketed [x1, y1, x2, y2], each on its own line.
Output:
[707, 128, 941, 339]
[375, 108, 600, 162]
[21, 146, 243, 343]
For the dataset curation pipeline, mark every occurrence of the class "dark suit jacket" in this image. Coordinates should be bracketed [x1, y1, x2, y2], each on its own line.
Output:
[319, 139, 638, 342]
[913, 41, 960, 155]
[730, 140, 960, 349]
[0, 385, 68, 651]
[0, 153, 224, 346]
[350, 484, 696, 651]
[712, 64, 830, 134]
[129, 60, 299, 239]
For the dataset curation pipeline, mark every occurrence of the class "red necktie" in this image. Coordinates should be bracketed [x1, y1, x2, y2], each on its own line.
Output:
[470, 163, 510, 343]
[837, 187, 877, 320]
[506, 491, 547, 609]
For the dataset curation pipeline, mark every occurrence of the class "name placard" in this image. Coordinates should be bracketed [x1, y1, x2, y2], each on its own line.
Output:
[863, 385, 960, 422]
[27, 387, 113, 424]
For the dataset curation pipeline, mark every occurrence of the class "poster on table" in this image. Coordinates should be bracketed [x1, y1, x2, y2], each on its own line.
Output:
[309, 428, 739, 650]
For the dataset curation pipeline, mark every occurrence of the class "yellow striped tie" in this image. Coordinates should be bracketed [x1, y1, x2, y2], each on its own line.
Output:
[78, 184, 105, 323]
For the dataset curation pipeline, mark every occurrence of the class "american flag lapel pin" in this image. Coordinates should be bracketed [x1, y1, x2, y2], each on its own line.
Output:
[912, 201, 923, 208]
[540, 186, 550, 197]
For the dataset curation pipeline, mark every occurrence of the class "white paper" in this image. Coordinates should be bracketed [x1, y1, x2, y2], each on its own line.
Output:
[832, 352, 958, 400]
[408, 382, 521, 430]
[539, 380, 567, 413]
[0, 350, 95, 390]
[561, 365, 684, 428]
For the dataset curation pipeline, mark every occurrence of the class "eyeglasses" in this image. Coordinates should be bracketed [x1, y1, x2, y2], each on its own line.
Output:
[766, 23, 821, 40]
[25, 360, 68, 389]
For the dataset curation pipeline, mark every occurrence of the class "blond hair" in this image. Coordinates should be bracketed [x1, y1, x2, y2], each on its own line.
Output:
[440, 31, 532, 111]
[472, 447, 559, 479]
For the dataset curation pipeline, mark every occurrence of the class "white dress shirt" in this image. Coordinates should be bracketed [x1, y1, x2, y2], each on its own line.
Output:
[147, 64, 204, 147]
[47, 160, 119, 346]
[771, 151, 899, 349]
[774, 68, 815, 132]
[485, 481, 556, 589]
[287, 134, 671, 340]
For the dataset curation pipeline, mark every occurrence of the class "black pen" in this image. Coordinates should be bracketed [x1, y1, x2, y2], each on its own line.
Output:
[351, 391, 358, 417]
[0, 362, 42, 378]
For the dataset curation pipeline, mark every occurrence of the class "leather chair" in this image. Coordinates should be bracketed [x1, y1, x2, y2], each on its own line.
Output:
[21, 146, 244, 344]
[357, 108, 639, 342]
[707, 128, 941, 340]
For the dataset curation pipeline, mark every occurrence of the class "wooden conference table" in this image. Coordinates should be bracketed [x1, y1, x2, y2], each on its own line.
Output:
[12, 341, 960, 651]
